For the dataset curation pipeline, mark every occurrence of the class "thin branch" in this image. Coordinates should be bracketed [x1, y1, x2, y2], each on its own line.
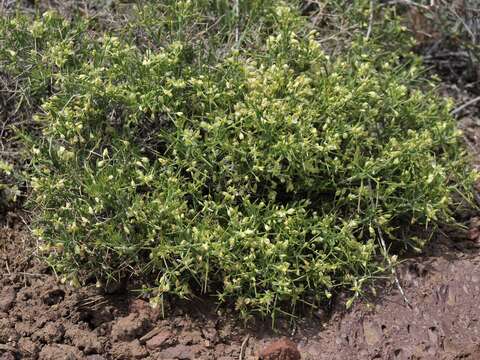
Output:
[376, 223, 413, 309]
[384, 0, 431, 11]
[238, 334, 250, 360]
[366, 0, 375, 40]
[451, 96, 480, 116]
[234, 0, 240, 46]
[368, 179, 412, 309]
[0, 271, 48, 277]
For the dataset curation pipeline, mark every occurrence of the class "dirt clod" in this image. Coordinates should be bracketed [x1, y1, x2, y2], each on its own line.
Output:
[38, 344, 83, 360]
[259, 338, 301, 360]
[65, 325, 104, 354]
[179, 329, 203, 345]
[145, 330, 175, 350]
[32, 322, 65, 343]
[0, 288, 16, 312]
[14, 322, 33, 337]
[0, 319, 18, 343]
[129, 299, 161, 321]
[111, 313, 151, 342]
[111, 340, 148, 359]
[17, 337, 39, 357]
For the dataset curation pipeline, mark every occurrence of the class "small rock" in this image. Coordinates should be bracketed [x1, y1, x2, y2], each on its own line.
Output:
[145, 330, 175, 350]
[259, 338, 301, 360]
[110, 340, 148, 359]
[0, 288, 16, 312]
[111, 313, 151, 342]
[38, 344, 83, 360]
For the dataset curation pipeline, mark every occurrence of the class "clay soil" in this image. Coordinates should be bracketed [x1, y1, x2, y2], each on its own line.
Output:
[1, 201, 480, 360]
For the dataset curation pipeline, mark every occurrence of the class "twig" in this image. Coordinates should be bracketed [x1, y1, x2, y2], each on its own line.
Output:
[239, 334, 250, 360]
[0, 271, 47, 277]
[192, 15, 224, 41]
[368, 179, 412, 309]
[233, 0, 240, 46]
[139, 327, 163, 343]
[366, 0, 375, 40]
[451, 96, 480, 116]
[376, 224, 413, 309]
[384, 0, 431, 11]
[449, 2, 476, 42]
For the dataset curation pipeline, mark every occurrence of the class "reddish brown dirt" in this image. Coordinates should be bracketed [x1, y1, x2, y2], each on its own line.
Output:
[259, 338, 300, 360]
[1, 211, 480, 360]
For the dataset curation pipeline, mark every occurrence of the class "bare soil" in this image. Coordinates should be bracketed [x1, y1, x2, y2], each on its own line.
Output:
[1, 208, 480, 360]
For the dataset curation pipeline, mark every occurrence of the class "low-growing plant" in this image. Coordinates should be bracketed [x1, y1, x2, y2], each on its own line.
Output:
[0, 1, 476, 320]
[0, 159, 19, 214]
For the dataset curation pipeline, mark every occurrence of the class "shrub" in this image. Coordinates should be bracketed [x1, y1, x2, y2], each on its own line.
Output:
[1, 1, 476, 319]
